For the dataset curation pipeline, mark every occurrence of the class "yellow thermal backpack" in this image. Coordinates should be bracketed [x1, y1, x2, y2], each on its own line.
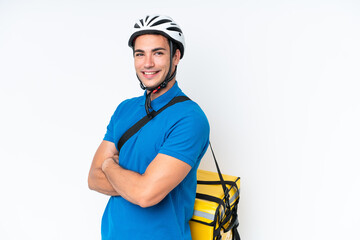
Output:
[190, 144, 241, 240]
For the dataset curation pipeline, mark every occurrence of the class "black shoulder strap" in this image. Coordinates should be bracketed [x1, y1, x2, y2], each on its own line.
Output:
[117, 95, 190, 152]
[208, 142, 231, 208]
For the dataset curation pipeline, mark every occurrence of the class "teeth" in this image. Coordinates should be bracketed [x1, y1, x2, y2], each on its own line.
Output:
[144, 72, 157, 75]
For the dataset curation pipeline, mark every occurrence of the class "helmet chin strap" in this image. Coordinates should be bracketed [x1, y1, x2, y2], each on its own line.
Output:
[136, 40, 177, 118]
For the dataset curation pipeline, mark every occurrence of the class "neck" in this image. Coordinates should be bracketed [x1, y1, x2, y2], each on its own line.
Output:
[148, 80, 176, 101]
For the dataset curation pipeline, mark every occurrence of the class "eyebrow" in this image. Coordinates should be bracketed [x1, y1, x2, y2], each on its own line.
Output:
[134, 47, 167, 53]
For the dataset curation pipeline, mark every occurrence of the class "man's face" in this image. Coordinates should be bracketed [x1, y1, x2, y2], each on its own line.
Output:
[133, 34, 180, 90]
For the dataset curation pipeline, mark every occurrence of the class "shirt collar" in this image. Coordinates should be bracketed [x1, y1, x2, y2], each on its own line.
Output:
[140, 81, 182, 111]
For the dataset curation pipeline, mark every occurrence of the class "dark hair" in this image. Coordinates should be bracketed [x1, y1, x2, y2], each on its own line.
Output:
[170, 40, 180, 58]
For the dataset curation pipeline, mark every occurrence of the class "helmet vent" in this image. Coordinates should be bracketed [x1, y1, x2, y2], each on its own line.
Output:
[140, 19, 144, 26]
[166, 27, 183, 33]
[134, 23, 140, 28]
[147, 16, 159, 26]
[150, 19, 172, 27]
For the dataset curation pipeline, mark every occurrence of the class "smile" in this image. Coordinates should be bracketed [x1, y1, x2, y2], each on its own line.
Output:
[143, 71, 160, 75]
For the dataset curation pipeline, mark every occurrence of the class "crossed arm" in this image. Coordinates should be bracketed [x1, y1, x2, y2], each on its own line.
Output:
[88, 140, 192, 208]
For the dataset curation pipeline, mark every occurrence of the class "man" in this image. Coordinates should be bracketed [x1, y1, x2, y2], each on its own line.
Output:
[88, 14, 210, 240]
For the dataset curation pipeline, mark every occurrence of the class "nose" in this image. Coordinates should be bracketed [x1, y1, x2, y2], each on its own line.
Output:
[144, 55, 154, 69]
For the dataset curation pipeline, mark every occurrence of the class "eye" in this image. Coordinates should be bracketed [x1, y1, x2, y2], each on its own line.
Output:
[154, 51, 164, 56]
[135, 53, 144, 57]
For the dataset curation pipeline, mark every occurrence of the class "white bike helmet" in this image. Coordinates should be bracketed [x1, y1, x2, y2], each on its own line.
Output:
[128, 14, 185, 59]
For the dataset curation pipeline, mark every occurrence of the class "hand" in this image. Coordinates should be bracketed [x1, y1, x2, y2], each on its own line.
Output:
[113, 154, 119, 164]
[101, 155, 119, 172]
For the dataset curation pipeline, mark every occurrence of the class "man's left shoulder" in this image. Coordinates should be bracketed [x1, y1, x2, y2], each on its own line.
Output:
[183, 97, 207, 116]
[169, 97, 209, 127]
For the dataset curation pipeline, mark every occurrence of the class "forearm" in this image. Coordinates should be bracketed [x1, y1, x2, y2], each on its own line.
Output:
[101, 154, 191, 208]
[88, 167, 119, 196]
[102, 159, 146, 206]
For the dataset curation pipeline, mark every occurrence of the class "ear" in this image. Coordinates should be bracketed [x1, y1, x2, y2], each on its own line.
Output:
[173, 49, 181, 66]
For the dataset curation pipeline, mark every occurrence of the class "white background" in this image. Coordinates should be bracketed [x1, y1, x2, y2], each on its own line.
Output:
[1, 0, 360, 239]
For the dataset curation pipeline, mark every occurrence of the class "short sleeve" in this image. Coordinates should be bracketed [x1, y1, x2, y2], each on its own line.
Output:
[103, 104, 122, 143]
[159, 109, 210, 167]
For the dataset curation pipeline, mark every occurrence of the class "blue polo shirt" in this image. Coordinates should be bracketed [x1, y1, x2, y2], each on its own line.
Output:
[102, 82, 210, 240]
